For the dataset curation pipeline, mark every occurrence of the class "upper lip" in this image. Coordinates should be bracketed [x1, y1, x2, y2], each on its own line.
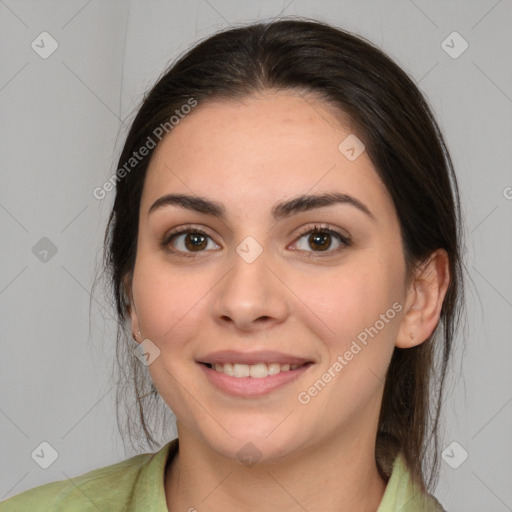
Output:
[197, 350, 314, 366]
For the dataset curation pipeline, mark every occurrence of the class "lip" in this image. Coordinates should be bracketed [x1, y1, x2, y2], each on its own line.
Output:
[197, 350, 313, 366]
[198, 361, 313, 397]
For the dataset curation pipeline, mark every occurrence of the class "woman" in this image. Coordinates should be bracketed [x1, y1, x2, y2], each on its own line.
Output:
[0, 17, 464, 511]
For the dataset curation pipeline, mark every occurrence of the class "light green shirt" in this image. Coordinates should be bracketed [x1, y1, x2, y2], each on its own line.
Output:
[0, 438, 445, 511]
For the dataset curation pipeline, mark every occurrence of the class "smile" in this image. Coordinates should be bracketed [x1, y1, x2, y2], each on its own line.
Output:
[198, 361, 313, 397]
[205, 362, 306, 378]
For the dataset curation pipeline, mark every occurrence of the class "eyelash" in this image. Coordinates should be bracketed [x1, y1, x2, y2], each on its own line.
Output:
[160, 223, 352, 259]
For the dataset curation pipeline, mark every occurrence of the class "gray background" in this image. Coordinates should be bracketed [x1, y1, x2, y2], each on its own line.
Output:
[1, 0, 511, 510]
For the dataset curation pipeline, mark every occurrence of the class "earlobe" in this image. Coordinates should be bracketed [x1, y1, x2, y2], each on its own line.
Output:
[395, 249, 450, 349]
[122, 274, 133, 309]
[123, 274, 142, 343]
[129, 305, 142, 344]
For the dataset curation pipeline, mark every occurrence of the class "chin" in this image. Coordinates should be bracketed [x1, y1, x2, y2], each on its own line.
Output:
[200, 418, 308, 465]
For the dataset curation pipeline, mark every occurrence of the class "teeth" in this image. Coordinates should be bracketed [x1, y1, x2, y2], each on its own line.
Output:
[268, 363, 281, 375]
[233, 363, 250, 377]
[210, 362, 303, 378]
[249, 363, 268, 378]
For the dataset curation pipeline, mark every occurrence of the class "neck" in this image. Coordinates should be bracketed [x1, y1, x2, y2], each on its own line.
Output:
[165, 424, 387, 512]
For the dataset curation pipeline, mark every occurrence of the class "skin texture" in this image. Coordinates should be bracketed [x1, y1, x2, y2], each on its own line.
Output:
[125, 90, 450, 512]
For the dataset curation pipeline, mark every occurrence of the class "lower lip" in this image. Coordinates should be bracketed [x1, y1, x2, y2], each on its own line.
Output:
[198, 363, 313, 397]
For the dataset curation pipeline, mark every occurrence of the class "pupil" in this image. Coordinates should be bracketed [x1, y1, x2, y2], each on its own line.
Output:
[186, 233, 206, 251]
[310, 232, 330, 251]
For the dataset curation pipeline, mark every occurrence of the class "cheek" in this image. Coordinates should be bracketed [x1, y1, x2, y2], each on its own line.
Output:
[295, 262, 403, 414]
[131, 254, 215, 348]
[131, 256, 212, 413]
[301, 262, 401, 343]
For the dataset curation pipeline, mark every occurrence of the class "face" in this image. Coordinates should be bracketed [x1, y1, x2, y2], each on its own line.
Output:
[127, 90, 410, 463]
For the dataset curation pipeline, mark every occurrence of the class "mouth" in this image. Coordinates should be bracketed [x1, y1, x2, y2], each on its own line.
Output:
[196, 351, 314, 397]
[200, 361, 311, 378]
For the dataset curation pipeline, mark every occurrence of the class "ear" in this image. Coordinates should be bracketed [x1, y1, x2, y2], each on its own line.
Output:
[123, 273, 142, 344]
[396, 249, 451, 348]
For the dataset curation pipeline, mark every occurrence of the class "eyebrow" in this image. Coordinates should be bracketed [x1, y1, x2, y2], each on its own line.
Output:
[148, 192, 376, 222]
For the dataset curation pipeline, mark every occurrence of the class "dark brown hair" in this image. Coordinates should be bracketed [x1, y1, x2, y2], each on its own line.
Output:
[97, 16, 465, 492]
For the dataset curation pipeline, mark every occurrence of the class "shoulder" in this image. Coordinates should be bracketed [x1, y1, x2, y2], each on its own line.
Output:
[0, 439, 177, 512]
[0, 453, 153, 512]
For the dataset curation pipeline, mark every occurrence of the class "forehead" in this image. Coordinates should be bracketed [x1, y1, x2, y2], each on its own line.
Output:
[141, 90, 394, 221]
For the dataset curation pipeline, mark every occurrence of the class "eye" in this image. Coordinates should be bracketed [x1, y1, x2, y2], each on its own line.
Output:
[291, 224, 351, 256]
[161, 225, 220, 257]
[161, 223, 351, 258]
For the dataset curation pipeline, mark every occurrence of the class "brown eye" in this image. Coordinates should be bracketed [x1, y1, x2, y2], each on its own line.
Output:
[293, 225, 351, 255]
[308, 231, 332, 251]
[182, 232, 208, 251]
[162, 227, 220, 255]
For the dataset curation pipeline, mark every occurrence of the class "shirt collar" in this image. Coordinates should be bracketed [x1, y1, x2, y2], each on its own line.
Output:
[140, 439, 444, 512]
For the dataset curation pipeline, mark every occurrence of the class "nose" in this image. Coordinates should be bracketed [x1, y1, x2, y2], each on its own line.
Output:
[212, 246, 290, 332]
